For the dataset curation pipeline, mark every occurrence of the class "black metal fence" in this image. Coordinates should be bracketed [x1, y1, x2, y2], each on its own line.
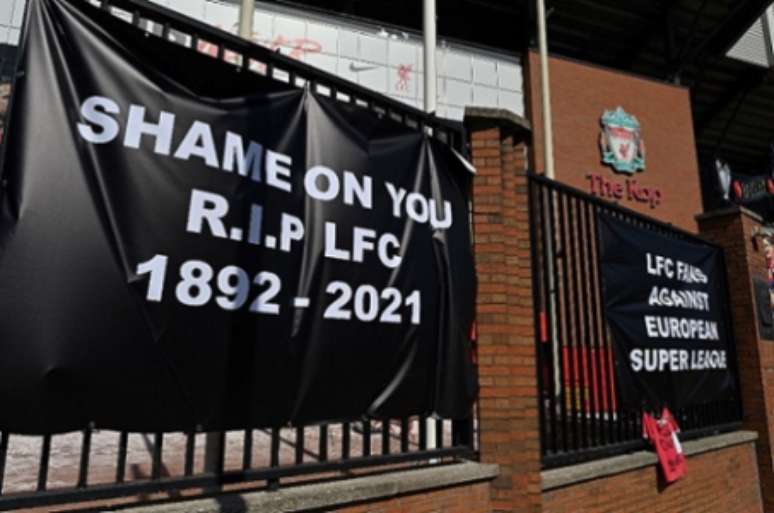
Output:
[0, 419, 474, 510]
[528, 174, 742, 469]
[0, 0, 476, 509]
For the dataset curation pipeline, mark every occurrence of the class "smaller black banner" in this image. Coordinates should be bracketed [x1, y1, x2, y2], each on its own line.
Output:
[598, 214, 736, 410]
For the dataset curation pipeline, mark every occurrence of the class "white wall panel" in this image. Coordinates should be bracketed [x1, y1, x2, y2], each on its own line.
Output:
[0, 0, 26, 46]
[1, 0, 524, 122]
[388, 40, 417, 69]
[8, 28, 19, 45]
[337, 57, 360, 83]
[274, 15, 305, 42]
[443, 104, 465, 121]
[10, 0, 25, 27]
[442, 51, 472, 82]
[445, 79, 473, 106]
[306, 22, 338, 56]
[472, 58, 498, 86]
[170, 0, 207, 22]
[338, 30, 359, 59]
[499, 90, 524, 115]
[498, 62, 522, 91]
[473, 85, 498, 107]
[359, 34, 387, 65]
[358, 66, 388, 94]
[252, 10, 273, 42]
[0, 1, 15, 27]
[304, 51, 337, 75]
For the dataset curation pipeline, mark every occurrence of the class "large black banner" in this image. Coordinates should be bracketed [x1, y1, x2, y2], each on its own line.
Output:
[598, 214, 735, 410]
[0, 0, 476, 434]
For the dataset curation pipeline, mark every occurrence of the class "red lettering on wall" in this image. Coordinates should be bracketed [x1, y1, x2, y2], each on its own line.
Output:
[586, 173, 662, 209]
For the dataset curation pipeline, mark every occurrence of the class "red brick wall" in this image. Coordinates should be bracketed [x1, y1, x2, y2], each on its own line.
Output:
[543, 442, 762, 513]
[468, 121, 541, 513]
[527, 52, 702, 232]
[698, 208, 774, 511]
[334, 482, 492, 513]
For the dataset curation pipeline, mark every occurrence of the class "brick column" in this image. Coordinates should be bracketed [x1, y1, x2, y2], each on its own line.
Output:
[465, 108, 541, 513]
[697, 206, 774, 511]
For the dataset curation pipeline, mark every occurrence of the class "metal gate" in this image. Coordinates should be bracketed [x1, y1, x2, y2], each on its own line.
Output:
[528, 174, 742, 469]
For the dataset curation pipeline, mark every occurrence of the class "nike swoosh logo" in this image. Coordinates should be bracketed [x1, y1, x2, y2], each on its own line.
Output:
[349, 62, 379, 72]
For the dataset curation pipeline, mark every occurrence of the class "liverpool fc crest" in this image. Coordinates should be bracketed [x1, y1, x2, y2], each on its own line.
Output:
[599, 107, 646, 174]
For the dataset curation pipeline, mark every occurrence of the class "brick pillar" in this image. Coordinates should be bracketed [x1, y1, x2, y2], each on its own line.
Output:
[465, 108, 540, 513]
[697, 206, 774, 511]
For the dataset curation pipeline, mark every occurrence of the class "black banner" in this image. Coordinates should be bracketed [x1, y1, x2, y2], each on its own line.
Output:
[0, 0, 476, 433]
[598, 214, 735, 410]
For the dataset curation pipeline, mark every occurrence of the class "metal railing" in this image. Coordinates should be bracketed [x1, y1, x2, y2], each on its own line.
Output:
[528, 175, 742, 469]
[0, 419, 475, 510]
[90, 0, 466, 153]
[0, 0, 476, 509]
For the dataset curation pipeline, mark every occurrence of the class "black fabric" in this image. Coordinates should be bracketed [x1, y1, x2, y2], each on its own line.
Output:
[0, 0, 476, 434]
[598, 214, 735, 411]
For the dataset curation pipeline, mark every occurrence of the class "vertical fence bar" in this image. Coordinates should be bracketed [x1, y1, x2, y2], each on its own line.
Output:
[615, 224, 633, 444]
[116, 432, 128, 483]
[600, 217, 624, 445]
[580, 201, 601, 447]
[569, 197, 589, 449]
[341, 422, 351, 460]
[270, 428, 280, 468]
[0, 432, 8, 495]
[362, 421, 372, 457]
[37, 434, 51, 491]
[529, 180, 549, 457]
[381, 421, 390, 455]
[557, 192, 579, 451]
[184, 432, 195, 476]
[529, 180, 556, 455]
[77, 428, 92, 488]
[418, 416, 427, 451]
[294, 427, 304, 465]
[151, 432, 163, 480]
[400, 418, 410, 452]
[268, 428, 280, 490]
[540, 184, 559, 455]
[318, 425, 328, 462]
[242, 429, 253, 470]
[589, 207, 613, 445]
[547, 187, 569, 454]
[204, 432, 225, 478]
